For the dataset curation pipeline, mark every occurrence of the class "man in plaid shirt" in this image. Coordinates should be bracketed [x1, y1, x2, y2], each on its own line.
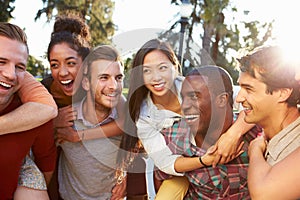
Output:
[155, 66, 261, 199]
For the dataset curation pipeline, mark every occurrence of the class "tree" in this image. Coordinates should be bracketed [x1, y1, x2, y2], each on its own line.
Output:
[35, 0, 116, 46]
[0, 0, 15, 22]
[26, 55, 47, 79]
[168, 0, 273, 83]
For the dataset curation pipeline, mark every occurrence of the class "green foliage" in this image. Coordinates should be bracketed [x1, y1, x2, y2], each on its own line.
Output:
[26, 55, 47, 78]
[0, 0, 15, 22]
[169, 0, 273, 83]
[35, 0, 116, 46]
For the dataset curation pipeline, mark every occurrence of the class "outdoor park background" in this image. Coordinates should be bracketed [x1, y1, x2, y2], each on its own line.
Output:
[4, 0, 299, 84]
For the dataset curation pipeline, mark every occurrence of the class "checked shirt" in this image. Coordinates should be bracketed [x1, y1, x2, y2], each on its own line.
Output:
[156, 118, 261, 200]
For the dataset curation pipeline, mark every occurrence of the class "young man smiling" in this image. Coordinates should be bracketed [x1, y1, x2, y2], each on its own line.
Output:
[235, 45, 300, 199]
[58, 45, 126, 200]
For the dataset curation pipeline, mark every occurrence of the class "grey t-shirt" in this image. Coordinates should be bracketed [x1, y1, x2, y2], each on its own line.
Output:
[58, 99, 121, 200]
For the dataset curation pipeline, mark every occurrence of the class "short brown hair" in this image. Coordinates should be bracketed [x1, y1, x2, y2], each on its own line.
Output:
[0, 22, 28, 53]
[237, 45, 299, 107]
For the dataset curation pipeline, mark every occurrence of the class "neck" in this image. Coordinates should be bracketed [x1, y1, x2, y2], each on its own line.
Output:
[83, 93, 111, 125]
[151, 84, 181, 114]
[263, 106, 300, 140]
[0, 95, 14, 112]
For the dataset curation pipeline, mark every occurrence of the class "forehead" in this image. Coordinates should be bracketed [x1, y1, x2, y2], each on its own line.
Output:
[143, 50, 171, 66]
[50, 43, 79, 58]
[182, 75, 209, 92]
[0, 36, 28, 63]
[90, 59, 123, 74]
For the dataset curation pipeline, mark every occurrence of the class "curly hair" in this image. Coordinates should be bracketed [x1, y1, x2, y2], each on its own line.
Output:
[47, 14, 91, 61]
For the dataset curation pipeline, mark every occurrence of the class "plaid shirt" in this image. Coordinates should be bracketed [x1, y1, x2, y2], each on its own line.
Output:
[156, 119, 261, 200]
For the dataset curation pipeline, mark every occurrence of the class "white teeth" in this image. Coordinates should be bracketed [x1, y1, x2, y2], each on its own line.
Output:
[60, 80, 72, 85]
[184, 115, 199, 120]
[154, 83, 164, 88]
[0, 81, 12, 88]
[105, 93, 117, 97]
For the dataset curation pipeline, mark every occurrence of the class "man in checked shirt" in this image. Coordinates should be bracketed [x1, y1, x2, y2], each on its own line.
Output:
[155, 66, 261, 199]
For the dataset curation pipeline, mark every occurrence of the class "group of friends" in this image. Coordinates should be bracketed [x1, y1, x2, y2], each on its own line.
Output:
[0, 13, 300, 200]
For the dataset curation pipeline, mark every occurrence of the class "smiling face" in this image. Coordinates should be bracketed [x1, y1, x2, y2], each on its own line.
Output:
[181, 75, 212, 135]
[86, 60, 124, 109]
[236, 71, 280, 128]
[143, 50, 177, 99]
[49, 43, 83, 96]
[0, 36, 27, 108]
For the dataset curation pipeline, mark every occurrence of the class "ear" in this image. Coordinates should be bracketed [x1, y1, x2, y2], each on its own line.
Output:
[215, 92, 229, 108]
[278, 88, 293, 103]
[82, 76, 90, 91]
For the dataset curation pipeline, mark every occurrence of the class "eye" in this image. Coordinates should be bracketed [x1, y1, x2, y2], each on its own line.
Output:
[99, 75, 108, 80]
[67, 61, 77, 66]
[50, 63, 59, 69]
[159, 65, 168, 70]
[116, 75, 124, 82]
[16, 64, 26, 71]
[143, 68, 151, 74]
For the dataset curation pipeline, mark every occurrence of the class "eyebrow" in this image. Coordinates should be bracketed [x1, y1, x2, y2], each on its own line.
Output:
[50, 56, 78, 62]
[238, 81, 254, 89]
[143, 61, 169, 68]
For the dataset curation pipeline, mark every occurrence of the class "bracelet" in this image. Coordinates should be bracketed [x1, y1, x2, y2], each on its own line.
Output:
[199, 156, 209, 167]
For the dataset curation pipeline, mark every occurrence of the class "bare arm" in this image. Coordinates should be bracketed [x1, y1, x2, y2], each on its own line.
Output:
[55, 95, 126, 143]
[0, 72, 57, 135]
[174, 142, 243, 172]
[210, 111, 255, 166]
[248, 137, 300, 200]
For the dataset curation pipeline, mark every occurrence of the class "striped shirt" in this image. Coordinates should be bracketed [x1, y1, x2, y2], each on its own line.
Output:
[156, 119, 261, 200]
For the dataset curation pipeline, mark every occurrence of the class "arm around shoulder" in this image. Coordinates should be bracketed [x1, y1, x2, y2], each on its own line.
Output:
[0, 72, 58, 135]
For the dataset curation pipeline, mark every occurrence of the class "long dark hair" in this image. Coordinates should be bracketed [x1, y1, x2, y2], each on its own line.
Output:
[117, 38, 179, 169]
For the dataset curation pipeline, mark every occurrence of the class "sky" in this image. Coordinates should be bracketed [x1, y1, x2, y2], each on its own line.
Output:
[9, 0, 300, 65]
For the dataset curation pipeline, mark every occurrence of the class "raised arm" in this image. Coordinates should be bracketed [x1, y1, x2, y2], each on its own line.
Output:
[248, 136, 300, 199]
[0, 72, 57, 134]
[55, 94, 126, 143]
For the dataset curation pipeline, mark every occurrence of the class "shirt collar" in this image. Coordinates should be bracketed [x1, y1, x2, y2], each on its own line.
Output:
[266, 116, 300, 160]
[76, 97, 117, 128]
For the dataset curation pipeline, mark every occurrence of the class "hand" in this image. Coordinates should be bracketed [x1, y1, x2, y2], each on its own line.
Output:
[208, 133, 243, 167]
[248, 135, 267, 157]
[110, 175, 127, 200]
[53, 105, 77, 128]
[55, 127, 81, 144]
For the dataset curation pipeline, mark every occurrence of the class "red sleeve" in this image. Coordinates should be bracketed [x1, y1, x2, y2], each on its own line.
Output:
[31, 120, 57, 172]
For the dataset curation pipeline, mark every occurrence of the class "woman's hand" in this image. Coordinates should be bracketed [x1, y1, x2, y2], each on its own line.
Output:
[53, 105, 77, 128]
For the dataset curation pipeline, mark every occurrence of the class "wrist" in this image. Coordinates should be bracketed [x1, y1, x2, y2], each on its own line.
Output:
[199, 156, 210, 167]
[77, 130, 84, 141]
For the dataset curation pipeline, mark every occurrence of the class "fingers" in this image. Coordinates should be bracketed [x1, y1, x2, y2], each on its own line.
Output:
[212, 155, 221, 168]
[207, 145, 217, 154]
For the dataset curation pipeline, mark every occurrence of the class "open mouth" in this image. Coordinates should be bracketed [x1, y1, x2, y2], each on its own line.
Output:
[183, 114, 199, 123]
[104, 92, 119, 97]
[60, 80, 74, 89]
[0, 81, 12, 90]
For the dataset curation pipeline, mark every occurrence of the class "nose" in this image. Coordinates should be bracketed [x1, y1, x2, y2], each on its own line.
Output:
[107, 77, 118, 90]
[2, 64, 17, 81]
[181, 96, 192, 112]
[58, 65, 69, 77]
[235, 89, 245, 104]
[152, 69, 162, 81]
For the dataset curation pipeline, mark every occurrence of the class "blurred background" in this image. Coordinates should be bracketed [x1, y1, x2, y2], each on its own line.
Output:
[2, 0, 299, 84]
